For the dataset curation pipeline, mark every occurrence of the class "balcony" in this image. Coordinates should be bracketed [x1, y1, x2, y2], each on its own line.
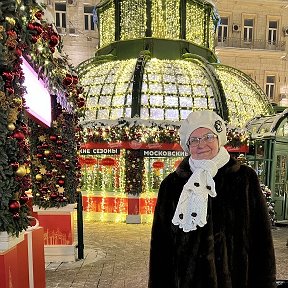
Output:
[216, 37, 286, 51]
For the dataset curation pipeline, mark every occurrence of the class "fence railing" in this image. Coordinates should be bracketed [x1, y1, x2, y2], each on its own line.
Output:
[216, 37, 286, 51]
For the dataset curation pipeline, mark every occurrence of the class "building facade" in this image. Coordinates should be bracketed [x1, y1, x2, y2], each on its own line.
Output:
[45, 0, 100, 65]
[215, 0, 288, 106]
[44, 0, 288, 107]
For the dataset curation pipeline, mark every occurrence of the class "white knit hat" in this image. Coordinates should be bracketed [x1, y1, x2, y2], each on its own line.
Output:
[179, 110, 227, 153]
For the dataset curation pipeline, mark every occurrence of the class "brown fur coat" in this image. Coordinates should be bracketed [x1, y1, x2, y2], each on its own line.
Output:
[149, 157, 276, 288]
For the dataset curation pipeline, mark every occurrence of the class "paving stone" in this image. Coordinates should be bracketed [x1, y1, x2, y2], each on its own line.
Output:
[45, 221, 288, 288]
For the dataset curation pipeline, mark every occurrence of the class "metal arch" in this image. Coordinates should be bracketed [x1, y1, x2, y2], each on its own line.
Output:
[182, 54, 229, 121]
[271, 108, 288, 133]
[213, 63, 274, 115]
[131, 51, 151, 118]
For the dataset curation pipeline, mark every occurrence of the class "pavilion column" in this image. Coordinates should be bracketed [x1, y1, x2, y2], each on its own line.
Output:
[125, 149, 144, 223]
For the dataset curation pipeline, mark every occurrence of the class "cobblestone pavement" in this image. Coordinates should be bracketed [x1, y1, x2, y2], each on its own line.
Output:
[46, 219, 288, 288]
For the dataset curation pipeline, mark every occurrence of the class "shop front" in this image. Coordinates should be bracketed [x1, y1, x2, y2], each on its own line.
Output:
[80, 142, 186, 223]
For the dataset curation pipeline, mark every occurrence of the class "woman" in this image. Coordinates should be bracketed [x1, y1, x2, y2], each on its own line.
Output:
[149, 110, 276, 288]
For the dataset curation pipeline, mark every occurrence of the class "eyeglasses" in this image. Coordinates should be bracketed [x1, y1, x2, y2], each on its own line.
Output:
[187, 133, 218, 147]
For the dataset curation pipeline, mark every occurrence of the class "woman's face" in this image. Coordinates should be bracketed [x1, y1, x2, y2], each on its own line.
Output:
[188, 127, 219, 160]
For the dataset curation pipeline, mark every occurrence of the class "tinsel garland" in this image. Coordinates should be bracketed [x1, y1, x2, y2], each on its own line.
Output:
[81, 118, 248, 147]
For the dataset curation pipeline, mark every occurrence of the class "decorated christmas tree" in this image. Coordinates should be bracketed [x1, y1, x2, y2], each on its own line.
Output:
[0, 0, 85, 235]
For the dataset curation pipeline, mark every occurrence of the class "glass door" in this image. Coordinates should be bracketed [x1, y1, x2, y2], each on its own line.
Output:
[272, 151, 288, 221]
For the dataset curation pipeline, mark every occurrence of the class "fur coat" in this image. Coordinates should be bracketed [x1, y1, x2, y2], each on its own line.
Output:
[149, 156, 276, 288]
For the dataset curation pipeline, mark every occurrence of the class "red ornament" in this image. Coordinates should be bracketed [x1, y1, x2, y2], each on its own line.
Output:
[77, 98, 85, 108]
[27, 23, 35, 30]
[9, 200, 20, 213]
[2, 71, 14, 81]
[58, 179, 65, 186]
[55, 153, 62, 159]
[63, 74, 73, 86]
[35, 25, 43, 35]
[152, 161, 165, 169]
[36, 153, 43, 159]
[50, 192, 58, 200]
[100, 157, 116, 167]
[12, 131, 25, 140]
[49, 34, 59, 45]
[19, 193, 29, 205]
[35, 11, 43, 20]
[56, 140, 63, 145]
[49, 135, 57, 141]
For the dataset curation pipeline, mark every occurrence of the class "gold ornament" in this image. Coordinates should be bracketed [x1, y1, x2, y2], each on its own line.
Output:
[38, 135, 46, 142]
[40, 167, 47, 175]
[26, 167, 31, 174]
[58, 187, 65, 193]
[7, 123, 16, 131]
[44, 150, 50, 156]
[15, 166, 27, 177]
[35, 174, 43, 181]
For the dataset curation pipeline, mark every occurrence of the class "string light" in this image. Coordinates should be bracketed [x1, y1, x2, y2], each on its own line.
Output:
[151, 0, 180, 39]
[120, 0, 146, 40]
[215, 65, 272, 127]
[186, 2, 205, 46]
[98, 1, 115, 47]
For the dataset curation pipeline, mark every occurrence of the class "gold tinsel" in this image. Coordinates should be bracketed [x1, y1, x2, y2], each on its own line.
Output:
[7, 107, 19, 124]
[0, 91, 8, 109]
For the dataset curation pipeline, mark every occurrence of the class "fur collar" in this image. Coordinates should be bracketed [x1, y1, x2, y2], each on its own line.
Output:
[176, 155, 240, 179]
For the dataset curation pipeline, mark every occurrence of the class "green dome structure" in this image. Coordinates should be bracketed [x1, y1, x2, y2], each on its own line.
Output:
[78, 0, 273, 128]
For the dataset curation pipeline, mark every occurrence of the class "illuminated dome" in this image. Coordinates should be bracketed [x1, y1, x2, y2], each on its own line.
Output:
[78, 0, 273, 128]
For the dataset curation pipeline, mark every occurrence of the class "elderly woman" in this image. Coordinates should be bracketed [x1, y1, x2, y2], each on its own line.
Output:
[149, 110, 276, 288]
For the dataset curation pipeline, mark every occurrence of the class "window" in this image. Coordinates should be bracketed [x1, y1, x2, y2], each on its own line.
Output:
[218, 17, 228, 43]
[84, 6, 95, 31]
[244, 18, 254, 43]
[55, 2, 66, 28]
[268, 21, 278, 45]
[265, 75, 276, 100]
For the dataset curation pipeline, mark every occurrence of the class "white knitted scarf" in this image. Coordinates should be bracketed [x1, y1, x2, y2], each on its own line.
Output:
[172, 147, 230, 232]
